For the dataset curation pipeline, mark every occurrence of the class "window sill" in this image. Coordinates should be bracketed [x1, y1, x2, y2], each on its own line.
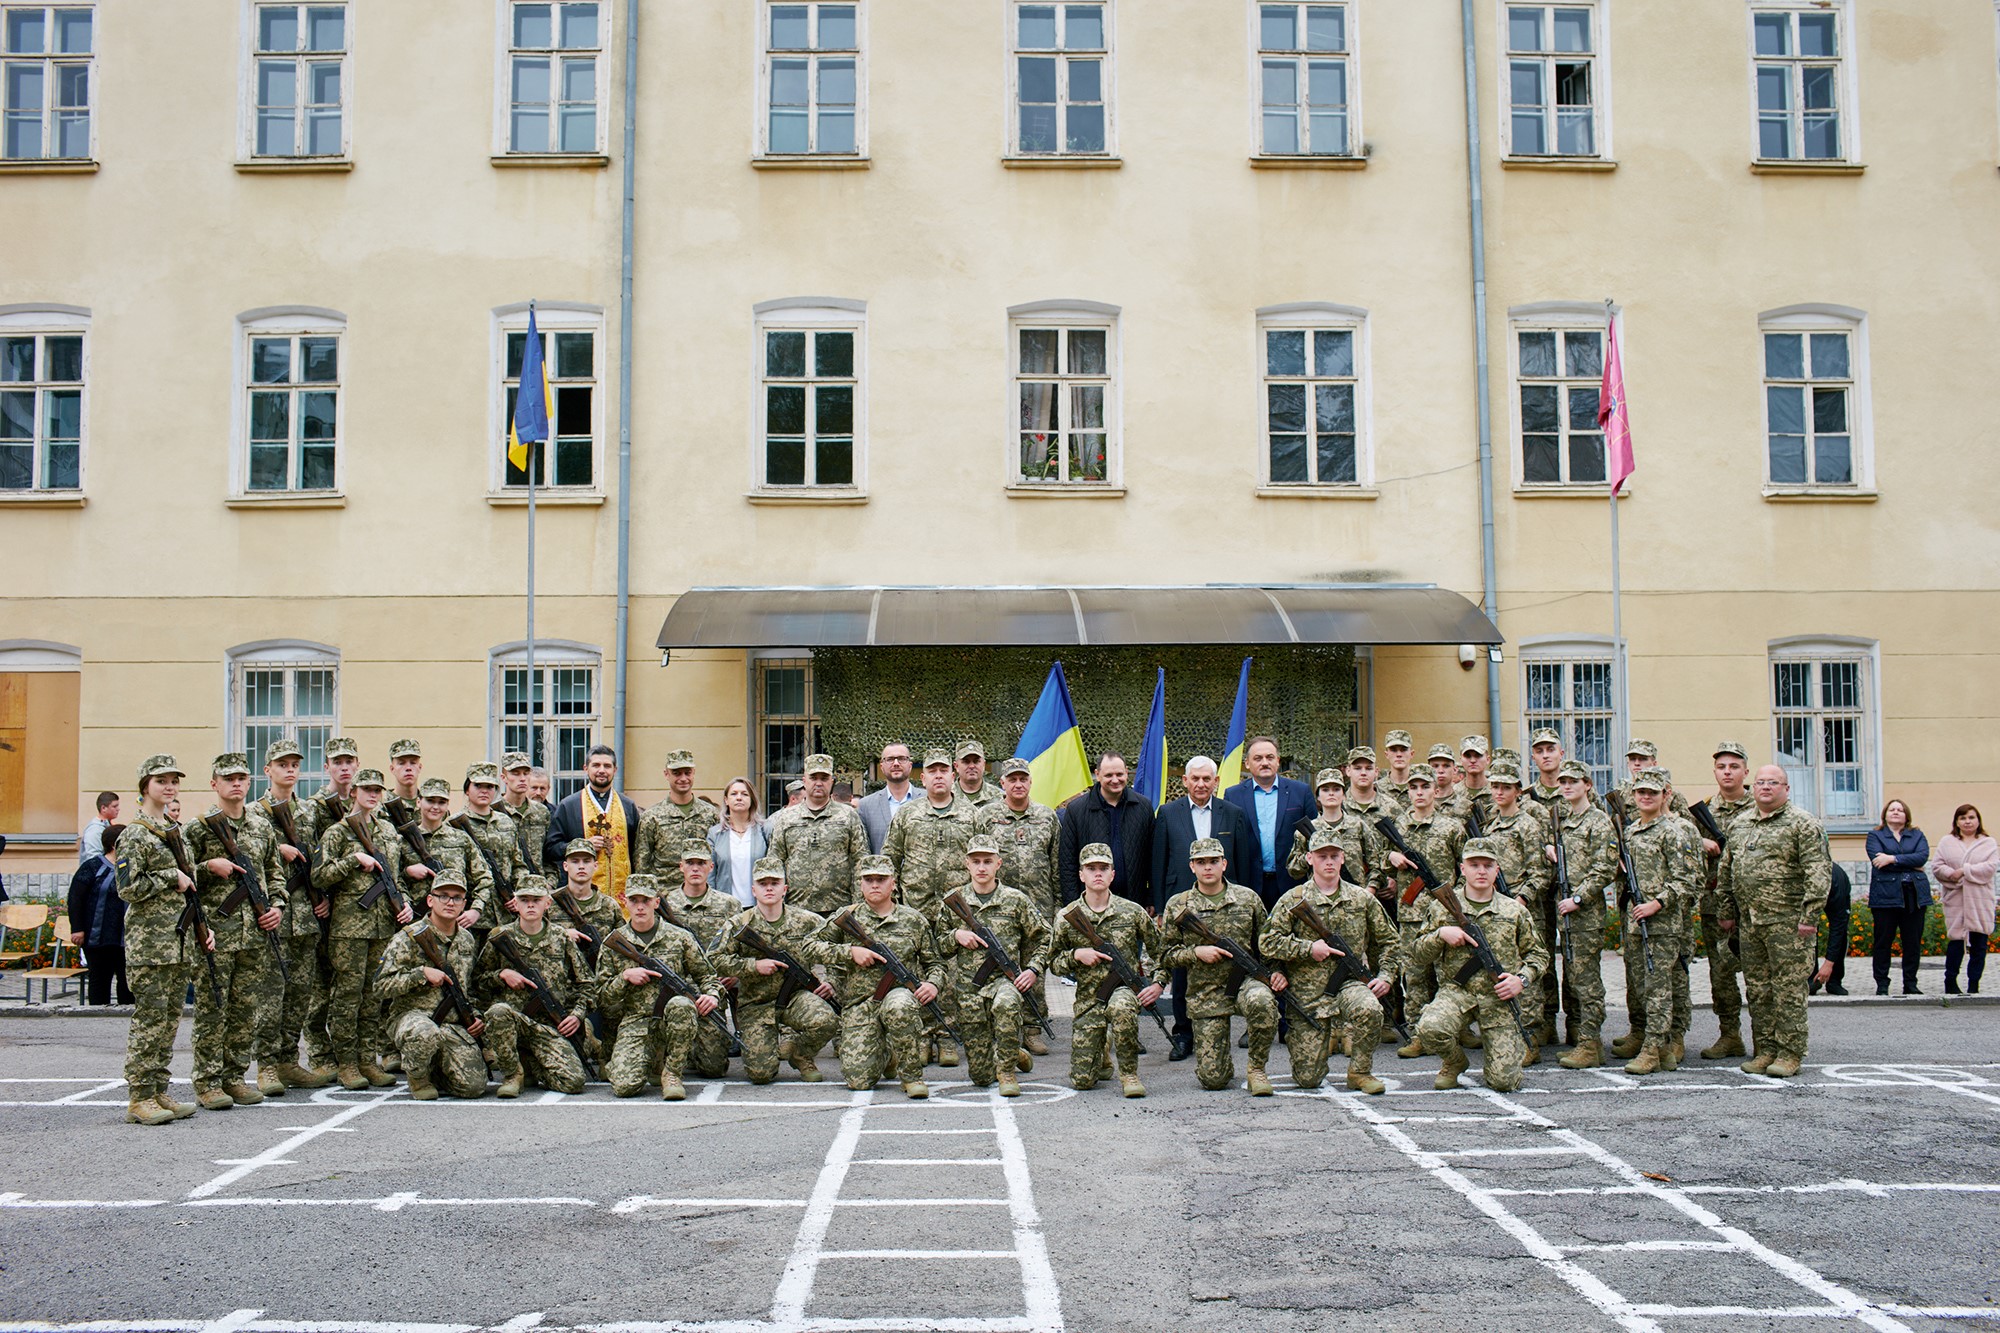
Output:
[0, 832, 82, 845]
[1750, 160, 1865, 176]
[1248, 154, 1367, 170]
[1501, 155, 1617, 172]
[747, 487, 869, 505]
[1513, 484, 1630, 499]
[1005, 482, 1126, 499]
[1254, 485, 1380, 500]
[0, 490, 85, 508]
[1002, 155, 1122, 170]
[1762, 486, 1878, 503]
[487, 490, 606, 506]
[227, 492, 346, 510]
[0, 158, 97, 174]
[235, 157, 354, 174]
[490, 153, 611, 169]
[751, 155, 871, 171]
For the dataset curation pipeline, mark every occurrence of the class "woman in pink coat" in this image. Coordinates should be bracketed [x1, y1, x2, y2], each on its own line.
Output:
[1931, 804, 1997, 994]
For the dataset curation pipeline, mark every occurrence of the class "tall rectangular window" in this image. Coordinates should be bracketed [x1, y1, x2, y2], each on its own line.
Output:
[1771, 647, 1873, 826]
[1013, 2, 1108, 155]
[500, 313, 598, 490]
[1257, 3, 1350, 156]
[498, 658, 598, 801]
[1753, 5, 1845, 161]
[1, 5, 90, 161]
[0, 651, 81, 839]
[1261, 322, 1359, 486]
[1016, 319, 1114, 485]
[1506, 4, 1597, 156]
[250, 4, 347, 158]
[1762, 326, 1854, 487]
[238, 664, 336, 799]
[506, 1, 600, 154]
[760, 320, 859, 489]
[0, 325, 83, 491]
[1522, 650, 1618, 791]
[756, 658, 820, 814]
[1516, 323, 1604, 486]
[763, 2, 859, 155]
[245, 330, 340, 493]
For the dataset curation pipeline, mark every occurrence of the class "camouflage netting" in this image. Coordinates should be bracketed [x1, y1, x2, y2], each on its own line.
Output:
[814, 645, 1356, 800]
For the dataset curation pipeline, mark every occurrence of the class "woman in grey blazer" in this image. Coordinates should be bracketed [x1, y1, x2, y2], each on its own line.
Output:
[708, 777, 770, 906]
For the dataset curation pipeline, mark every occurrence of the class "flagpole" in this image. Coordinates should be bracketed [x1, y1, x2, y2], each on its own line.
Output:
[1605, 298, 1627, 750]
[525, 301, 537, 751]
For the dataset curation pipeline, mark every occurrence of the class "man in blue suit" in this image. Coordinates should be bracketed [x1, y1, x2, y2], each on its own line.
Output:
[1225, 735, 1314, 907]
[1151, 755, 1259, 1061]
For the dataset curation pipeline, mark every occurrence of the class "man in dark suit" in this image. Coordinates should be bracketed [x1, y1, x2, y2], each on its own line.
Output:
[545, 744, 642, 901]
[1057, 752, 1153, 911]
[1152, 755, 1259, 1060]
[1224, 735, 1315, 907]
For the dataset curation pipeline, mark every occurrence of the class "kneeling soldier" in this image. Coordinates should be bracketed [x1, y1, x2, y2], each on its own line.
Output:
[478, 876, 595, 1098]
[1049, 842, 1165, 1097]
[667, 843, 741, 1079]
[815, 855, 944, 1099]
[715, 862, 838, 1083]
[1261, 828, 1401, 1094]
[1160, 837, 1284, 1095]
[936, 834, 1048, 1097]
[1411, 839, 1547, 1092]
[596, 875, 722, 1099]
[375, 872, 488, 1099]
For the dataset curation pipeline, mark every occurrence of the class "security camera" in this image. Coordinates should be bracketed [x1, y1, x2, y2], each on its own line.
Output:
[1457, 644, 1477, 671]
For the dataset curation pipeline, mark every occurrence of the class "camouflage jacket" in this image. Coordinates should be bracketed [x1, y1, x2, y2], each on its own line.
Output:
[407, 820, 498, 924]
[257, 792, 326, 937]
[932, 883, 1050, 1000]
[1695, 791, 1758, 893]
[181, 805, 289, 955]
[1550, 803, 1619, 911]
[1409, 889, 1549, 996]
[1717, 801, 1831, 932]
[593, 919, 718, 1022]
[115, 815, 196, 968]
[882, 796, 978, 918]
[1048, 894, 1167, 1007]
[1527, 781, 1606, 815]
[376, 921, 480, 1029]
[809, 902, 944, 1009]
[1624, 813, 1703, 930]
[500, 799, 552, 877]
[662, 885, 738, 953]
[634, 796, 721, 886]
[1346, 790, 1402, 824]
[767, 800, 870, 916]
[713, 903, 830, 1007]
[313, 811, 416, 941]
[1260, 880, 1401, 1013]
[1380, 775, 1411, 806]
[450, 807, 524, 909]
[1437, 788, 1473, 825]
[972, 800, 1063, 913]
[1159, 881, 1270, 1020]
[956, 781, 1004, 812]
[1284, 810, 1386, 891]
[1385, 808, 1467, 904]
[552, 884, 625, 953]
[1479, 804, 1555, 904]
[478, 919, 597, 1022]
[1611, 782, 1690, 820]
[309, 785, 354, 837]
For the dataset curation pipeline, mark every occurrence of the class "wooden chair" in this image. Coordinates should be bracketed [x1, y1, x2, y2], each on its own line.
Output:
[25, 912, 89, 1003]
[0, 902, 51, 998]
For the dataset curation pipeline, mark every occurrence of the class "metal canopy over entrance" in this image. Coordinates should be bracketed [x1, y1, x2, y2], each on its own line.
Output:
[655, 585, 1502, 649]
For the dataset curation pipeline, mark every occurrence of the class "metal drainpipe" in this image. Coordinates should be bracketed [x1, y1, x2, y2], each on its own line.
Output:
[613, 0, 639, 758]
[1461, 0, 1503, 742]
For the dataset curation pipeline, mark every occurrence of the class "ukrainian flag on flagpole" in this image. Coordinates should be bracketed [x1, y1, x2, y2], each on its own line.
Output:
[1215, 656, 1253, 791]
[1019, 661, 1092, 808]
[1133, 667, 1168, 810]
[508, 304, 553, 474]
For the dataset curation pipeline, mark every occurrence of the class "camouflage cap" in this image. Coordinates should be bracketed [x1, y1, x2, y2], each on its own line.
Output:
[512, 875, 552, 898]
[1631, 767, 1667, 792]
[1384, 729, 1414, 749]
[1529, 727, 1563, 747]
[963, 834, 1002, 858]
[1556, 759, 1591, 782]
[263, 737, 304, 764]
[1462, 837, 1499, 862]
[998, 756, 1031, 778]
[662, 748, 696, 770]
[355, 768, 388, 789]
[1460, 735, 1490, 756]
[1488, 764, 1524, 786]
[563, 838, 598, 860]
[210, 752, 252, 778]
[921, 748, 954, 768]
[1493, 747, 1522, 767]
[1404, 768, 1435, 786]
[803, 753, 834, 776]
[465, 762, 502, 787]
[325, 737, 360, 760]
[1345, 745, 1377, 765]
[417, 777, 452, 800]
[427, 867, 468, 892]
[855, 854, 894, 878]
[622, 874, 662, 900]
[1713, 740, 1749, 760]
[1189, 836, 1226, 860]
[1427, 743, 1457, 763]
[785, 779, 805, 795]
[679, 841, 713, 863]
[389, 739, 422, 760]
[501, 750, 533, 772]
[1078, 842, 1114, 866]
[1314, 767, 1347, 791]
[753, 856, 787, 882]
[1307, 826, 1346, 853]
[955, 739, 986, 761]
[1626, 738, 1658, 759]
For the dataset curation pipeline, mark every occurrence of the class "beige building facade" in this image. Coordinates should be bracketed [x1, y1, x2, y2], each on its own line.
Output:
[4, 0, 1997, 871]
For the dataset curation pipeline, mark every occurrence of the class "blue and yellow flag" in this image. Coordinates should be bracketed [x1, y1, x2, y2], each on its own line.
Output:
[1019, 661, 1092, 808]
[508, 304, 552, 476]
[1215, 657, 1253, 791]
[1133, 667, 1168, 810]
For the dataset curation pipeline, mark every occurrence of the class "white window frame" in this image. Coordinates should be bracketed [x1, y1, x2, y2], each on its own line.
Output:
[488, 640, 600, 801]
[231, 306, 345, 500]
[1768, 635, 1880, 832]
[1499, 0, 1610, 159]
[1746, 0, 1859, 165]
[1508, 300, 1621, 492]
[0, 303, 88, 496]
[1006, 0, 1114, 158]
[489, 301, 605, 497]
[1757, 304, 1872, 494]
[225, 640, 341, 799]
[1254, 302, 1370, 489]
[494, 0, 606, 157]
[750, 297, 867, 496]
[239, 1, 351, 161]
[749, 650, 820, 815]
[1518, 634, 1624, 792]
[755, 0, 866, 159]
[1008, 299, 1121, 490]
[1, 3, 94, 162]
[1249, 1, 1360, 158]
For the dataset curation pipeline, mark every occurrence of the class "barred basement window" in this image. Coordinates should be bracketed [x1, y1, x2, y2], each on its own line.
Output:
[492, 641, 600, 802]
[1521, 640, 1619, 791]
[756, 656, 821, 814]
[227, 642, 339, 799]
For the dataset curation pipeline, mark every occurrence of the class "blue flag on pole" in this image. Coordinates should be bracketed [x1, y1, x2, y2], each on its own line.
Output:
[508, 305, 550, 474]
[1133, 668, 1168, 810]
[1215, 657, 1253, 791]
[1019, 661, 1092, 807]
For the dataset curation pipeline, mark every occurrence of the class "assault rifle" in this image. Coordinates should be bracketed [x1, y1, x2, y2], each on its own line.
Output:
[548, 887, 605, 967]
[831, 907, 963, 1048]
[1461, 805, 1516, 900]
[1426, 880, 1533, 1039]
[1687, 800, 1741, 958]
[602, 932, 734, 1044]
[1547, 804, 1577, 973]
[1288, 898, 1409, 1043]
[449, 813, 515, 908]
[942, 889, 1055, 1038]
[1059, 903, 1171, 1040]
[1604, 794, 1652, 975]
[734, 923, 841, 1014]
[409, 922, 481, 1029]
[200, 813, 289, 982]
[265, 797, 325, 929]
[1375, 817, 1444, 909]
[1170, 909, 1322, 1032]
[487, 931, 597, 1077]
[346, 812, 411, 919]
[159, 825, 223, 1005]
[658, 899, 742, 1054]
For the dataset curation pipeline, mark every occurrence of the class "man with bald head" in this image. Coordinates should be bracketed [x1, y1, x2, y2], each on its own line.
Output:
[1716, 765, 1831, 1079]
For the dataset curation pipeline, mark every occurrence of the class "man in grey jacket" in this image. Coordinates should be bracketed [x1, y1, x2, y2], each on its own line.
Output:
[857, 741, 918, 854]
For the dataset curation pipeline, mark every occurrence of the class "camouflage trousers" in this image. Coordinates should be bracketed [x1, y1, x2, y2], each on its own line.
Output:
[387, 1009, 489, 1097]
[269, 930, 331, 1067]
[838, 987, 925, 1090]
[1070, 988, 1141, 1089]
[688, 1000, 731, 1080]
[124, 960, 191, 1099]
[958, 979, 1027, 1087]
[1515, 891, 1551, 1036]
[1418, 984, 1528, 1092]
[1701, 897, 1745, 1029]
[1399, 915, 1437, 1021]
[1559, 903, 1608, 1042]
[1623, 925, 1690, 1045]
[192, 945, 269, 1088]
[1193, 981, 1277, 1091]
[1741, 920, 1814, 1060]
[602, 1001, 696, 1096]
[483, 1000, 588, 1094]
[327, 936, 390, 1067]
[739, 991, 838, 1084]
[1287, 980, 1386, 1090]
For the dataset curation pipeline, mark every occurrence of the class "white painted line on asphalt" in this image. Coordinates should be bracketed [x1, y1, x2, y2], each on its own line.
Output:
[1559, 1240, 1740, 1254]
[768, 1091, 872, 1325]
[1818, 1064, 2000, 1109]
[196, 1311, 262, 1333]
[51, 1078, 128, 1103]
[847, 1158, 1003, 1166]
[611, 1196, 807, 1213]
[817, 1249, 1019, 1260]
[185, 1195, 597, 1210]
[832, 1197, 1010, 1207]
[0, 1320, 481, 1333]
[694, 1080, 727, 1104]
[1626, 1304, 1842, 1318]
[854, 1127, 998, 1135]
[0, 1192, 166, 1208]
[1678, 1180, 2000, 1198]
[991, 1098, 1064, 1333]
[1430, 1145, 1587, 1159]
[184, 1091, 395, 1199]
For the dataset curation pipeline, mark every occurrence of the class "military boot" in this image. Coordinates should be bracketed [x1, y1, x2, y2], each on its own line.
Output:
[1435, 1045, 1469, 1090]
[406, 1069, 439, 1101]
[1016, 1049, 1035, 1073]
[378, 1051, 402, 1074]
[1459, 1021, 1483, 1049]
[496, 1069, 525, 1099]
[222, 1079, 265, 1106]
[1537, 1018, 1559, 1046]
[1663, 1038, 1684, 1071]
[1624, 1044, 1663, 1076]
[1559, 1039, 1603, 1070]
[902, 1079, 930, 1099]
[154, 1088, 197, 1119]
[1024, 1031, 1050, 1057]
[1609, 1031, 1643, 1059]
[126, 1096, 176, 1126]
[336, 1064, 370, 1091]
[791, 1053, 824, 1083]
[1701, 1027, 1746, 1059]
[660, 1072, 686, 1101]
[256, 1065, 288, 1098]
[1740, 1051, 1775, 1075]
[1346, 1055, 1385, 1096]
[1396, 1036, 1426, 1059]
[936, 1041, 959, 1068]
[1764, 1054, 1801, 1078]
[359, 1062, 396, 1088]
[996, 1070, 1022, 1097]
[1246, 1065, 1275, 1097]
[1120, 1072, 1147, 1098]
[193, 1083, 235, 1111]
[278, 1062, 332, 1089]
[777, 1034, 796, 1062]
[1522, 1044, 1542, 1067]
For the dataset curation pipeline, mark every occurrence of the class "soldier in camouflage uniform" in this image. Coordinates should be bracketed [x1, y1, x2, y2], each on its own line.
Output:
[404, 778, 497, 925]
[312, 769, 417, 1089]
[311, 735, 359, 834]
[1458, 736, 1497, 830]
[1342, 746, 1402, 825]
[1160, 837, 1281, 1095]
[478, 876, 596, 1096]
[1717, 766, 1831, 1079]
[254, 737, 335, 1089]
[953, 740, 1004, 811]
[553, 839, 625, 953]
[1410, 840, 1547, 1092]
[1480, 764, 1554, 1057]
[1379, 730, 1416, 806]
[664, 843, 739, 1078]
[1049, 843, 1165, 1097]
[500, 750, 553, 879]
[181, 753, 289, 1109]
[1429, 744, 1473, 824]
[714, 860, 839, 1083]
[1695, 742, 1757, 1058]
[374, 872, 489, 1099]
[594, 875, 722, 1099]
[884, 750, 977, 918]
[935, 835, 1049, 1096]
[973, 756, 1062, 1055]
[810, 855, 943, 1098]
[116, 756, 199, 1125]
[634, 749, 721, 887]
[1261, 828, 1401, 1094]
[451, 762, 523, 935]
[1284, 768, 1386, 894]
[385, 737, 425, 816]
[1616, 769, 1701, 1074]
[1551, 760, 1619, 1069]
[767, 753, 870, 915]
[1383, 769, 1465, 1054]
[1611, 740, 1692, 819]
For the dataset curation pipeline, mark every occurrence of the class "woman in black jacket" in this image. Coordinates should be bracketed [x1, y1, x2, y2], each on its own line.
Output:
[1866, 800, 1931, 996]
[66, 827, 131, 1005]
